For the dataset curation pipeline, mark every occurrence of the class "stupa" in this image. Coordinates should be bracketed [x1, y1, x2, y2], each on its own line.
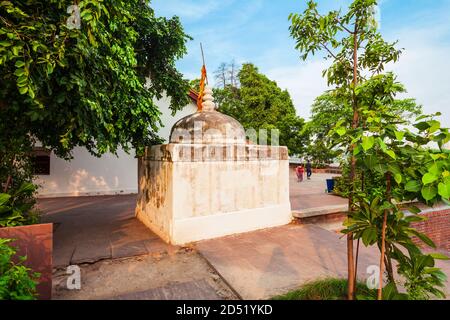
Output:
[135, 86, 292, 245]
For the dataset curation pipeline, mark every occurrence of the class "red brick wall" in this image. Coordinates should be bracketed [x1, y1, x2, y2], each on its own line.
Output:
[411, 208, 450, 251]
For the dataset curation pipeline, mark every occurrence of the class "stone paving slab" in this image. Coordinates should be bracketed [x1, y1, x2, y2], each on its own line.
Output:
[37, 173, 348, 267]
[292, 204, 348, 218]
[289, 172, 348, 212]
[196, 224, 381, 300]
[37, 195, 177, 267]
[52, 250, 237, 300]
[197, 224, 450, 299]
[112, 279, 222, 300]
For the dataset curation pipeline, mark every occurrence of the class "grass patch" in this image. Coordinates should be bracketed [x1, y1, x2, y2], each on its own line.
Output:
[272, 278, 371, 300]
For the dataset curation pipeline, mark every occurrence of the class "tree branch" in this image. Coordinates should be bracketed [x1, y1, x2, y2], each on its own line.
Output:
[335, 17, 355, 34]
[320, 42, 338, 60]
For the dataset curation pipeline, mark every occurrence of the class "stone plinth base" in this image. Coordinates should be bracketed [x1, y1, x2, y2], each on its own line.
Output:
[135, 144, 292, 245]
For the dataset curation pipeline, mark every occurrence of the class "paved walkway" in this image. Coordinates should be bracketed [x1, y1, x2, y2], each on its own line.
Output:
[52, 250, 237, 300]
[197, 224, 379, 299]
[38, 195, 175, 268]
[289, 171, 348, 214]
[37, 180, 449, 300]
[196, 224, 450, 300]
[38, 173, 346, 268]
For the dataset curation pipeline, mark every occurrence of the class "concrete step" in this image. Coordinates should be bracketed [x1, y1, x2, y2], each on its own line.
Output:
[292, 205, 348, 232]
[292, 204, 348, 219]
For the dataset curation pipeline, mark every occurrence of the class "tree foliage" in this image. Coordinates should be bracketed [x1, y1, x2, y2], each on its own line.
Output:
[0, 182, 39, 227]
[0, 238, 39, 300]
[307, 76, 422, 166]
[214, 63, 308, 155]
[290, 0, 449, 300]
[0, 0, 191, 161]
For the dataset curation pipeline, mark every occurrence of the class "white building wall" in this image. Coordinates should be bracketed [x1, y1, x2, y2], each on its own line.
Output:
[35, 95, 197, 197]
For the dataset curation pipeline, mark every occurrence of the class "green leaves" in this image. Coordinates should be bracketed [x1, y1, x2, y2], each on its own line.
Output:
[407, 206, 422, 214]
[0, 194, 12, 206]
[408, 229, 436, 249]
[438, 182, 450, 199]
[0, 182, 37, 227]
[429, 253, 449, 260]
[0, 238, 39, 300]
[0, 40, 12, 47]
[385, 149, 396, 160]
[336, 127, 346, 137]
[18, 86, 28, 95]
[14, 68, 24, 77]
[364, 154, 387, 174]
[290, 0, 448, 301]
[361, 135, 375, 151]
[414, 120, 441, 134]
[422, 173, 438, 185]
[414, 121, 430, 131]
[15, 60, 25, 68]
[394, 130, 405, 141]
[1, 0, 191, 159]
[428, 120, 441, 134]
[387, 163, 401, 175]
[394, 173, 402, 184]
[421, 185, 438, 201]
[361, 227, 378, 246]
[405, 180, 422, 193]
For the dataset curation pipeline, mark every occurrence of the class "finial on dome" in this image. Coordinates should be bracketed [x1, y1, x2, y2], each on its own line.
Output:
[201, 85, 216, 112]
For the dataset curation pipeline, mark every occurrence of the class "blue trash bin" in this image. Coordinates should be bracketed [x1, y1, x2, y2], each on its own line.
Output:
[326, 179, 335, 193]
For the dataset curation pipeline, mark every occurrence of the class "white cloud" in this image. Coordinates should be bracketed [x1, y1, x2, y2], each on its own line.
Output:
[266, 24, 450, 128]
[167, 0, 450, 129]
[387, 27, 450, 127]
[266, 59, 329, 120]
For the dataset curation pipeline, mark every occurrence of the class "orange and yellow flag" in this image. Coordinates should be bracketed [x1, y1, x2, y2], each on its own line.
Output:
[197, 65, 207, 111]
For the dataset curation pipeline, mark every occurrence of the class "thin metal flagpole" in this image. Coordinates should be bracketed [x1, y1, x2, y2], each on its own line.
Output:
[200, 43, 208, 84]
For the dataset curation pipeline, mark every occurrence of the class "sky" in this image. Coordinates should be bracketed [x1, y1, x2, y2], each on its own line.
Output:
[152, 0, 450, 127]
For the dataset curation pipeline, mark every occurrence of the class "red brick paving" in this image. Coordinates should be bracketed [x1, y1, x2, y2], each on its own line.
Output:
[289, 171, 347, 211]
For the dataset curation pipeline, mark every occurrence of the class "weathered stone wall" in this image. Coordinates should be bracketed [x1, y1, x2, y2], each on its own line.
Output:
[135, 157, 174, 243]
[135, 144, 292, 244]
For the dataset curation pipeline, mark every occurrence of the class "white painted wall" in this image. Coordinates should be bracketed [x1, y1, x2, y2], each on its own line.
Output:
[35, 94, 197, 197]
[136, 144, 292, 245]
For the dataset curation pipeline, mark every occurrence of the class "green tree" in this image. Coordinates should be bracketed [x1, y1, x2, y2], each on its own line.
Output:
[307, 85, 421, 167]
[0, 0, 190, 188]
[306, 92, 348, 166]
[290, 0, 448, 300]
[0, 238, 40, 300]
[215, 63, 308, 155]
[189, 78, 201, 93]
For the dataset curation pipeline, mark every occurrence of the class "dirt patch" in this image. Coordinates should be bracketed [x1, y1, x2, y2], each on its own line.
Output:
[52, 248, 237, 300]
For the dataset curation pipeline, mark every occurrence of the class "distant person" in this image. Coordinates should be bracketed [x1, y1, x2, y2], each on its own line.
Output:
[295, 165, 304, 182]
[306, 160, 312, 180]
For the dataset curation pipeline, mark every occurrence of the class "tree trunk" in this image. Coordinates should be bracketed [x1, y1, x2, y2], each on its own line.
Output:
[354, 238, 360, 287]
[378, 210, 388, 300]
[3, 175, 12, 193]
[385, 250, 395, 284]
[378, 173, 392, 300]
[347, 22, 359, 301]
